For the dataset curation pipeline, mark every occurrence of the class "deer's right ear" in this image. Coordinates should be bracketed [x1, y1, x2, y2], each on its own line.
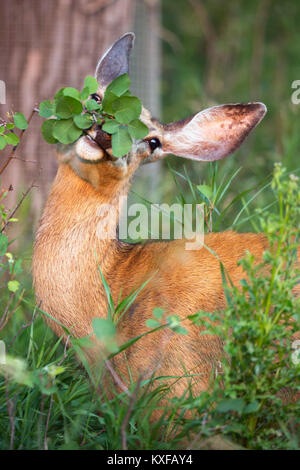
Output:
[160, 103, 267, 162]
[95, 32, 135, 96]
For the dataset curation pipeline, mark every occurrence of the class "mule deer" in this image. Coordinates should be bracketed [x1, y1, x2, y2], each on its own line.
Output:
[33, 33, 277, 401]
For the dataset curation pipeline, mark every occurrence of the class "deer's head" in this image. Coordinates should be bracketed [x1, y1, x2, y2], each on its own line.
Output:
[57, 32, 266, 191]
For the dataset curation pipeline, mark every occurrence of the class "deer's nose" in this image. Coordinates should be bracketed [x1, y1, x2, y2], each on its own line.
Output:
[93, 124, 112, 149]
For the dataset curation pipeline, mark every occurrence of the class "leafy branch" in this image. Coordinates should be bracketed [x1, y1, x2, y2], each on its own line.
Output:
[0, 109, 35, 175]
[0, 113, 28, 151]
[39, 74, 148, 158]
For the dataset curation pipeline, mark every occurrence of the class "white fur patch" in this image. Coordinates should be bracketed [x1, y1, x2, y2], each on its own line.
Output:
[75, 136, 104, 162]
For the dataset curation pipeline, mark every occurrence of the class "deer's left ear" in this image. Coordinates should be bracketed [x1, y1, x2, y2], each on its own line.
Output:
[95, 32, 135, 96]
[160, 103, 267, 161]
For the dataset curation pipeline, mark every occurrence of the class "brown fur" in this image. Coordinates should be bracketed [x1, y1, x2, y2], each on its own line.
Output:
[33, 32, 298, 412]
[32, 157, 271, 402]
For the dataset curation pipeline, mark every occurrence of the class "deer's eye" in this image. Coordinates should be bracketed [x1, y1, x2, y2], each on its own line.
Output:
[148, 138, 161, 152]
[90, 93, 101, 103]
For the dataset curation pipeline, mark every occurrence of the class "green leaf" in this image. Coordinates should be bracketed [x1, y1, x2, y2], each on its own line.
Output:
[47, 365, 65, 378]
[8, 280, 20, 293]
[111, 126, 132, 157]
[243, 400, 260, 414]
[5, 133, 19, 146]
[112, 96, 141, 124]
[2, 356, 34, 387]
[92, 317, 118, 353]
[106, 73, 131, 97]
[6, 123, 14, 130]
[98, 266, 115, 321]
[0, 233, 8, 256]
[63, 87, 81, 100]
[0, 135, 6, 150]
[216, 398, 245, 414]
[84, 75, 99, 94]
[146, 318, 160, 329]
[13, 258, 23, 274]
[73, 114, 93, 129]
[39, 100, 55, 118]
[13, 112, 28, 130]
[55, 96, 83, 119]
[102, 119, 119, 134]
[85, 99, 101, 111]
[153, 307, 164, 320]
[80, 86, 90, 101]
[197, 184, 213, 201]
[41, 119, 58, 144]
[0, 125, 4, 134]
[167, 315, 180, 329]
[54, 88, 65, 98]
[102, 91, 118, 115]
[52, 118, 82, 144]
[173, 326, 188, 335]
[128, 119, 148, 139]
[72, 336, 94, 349]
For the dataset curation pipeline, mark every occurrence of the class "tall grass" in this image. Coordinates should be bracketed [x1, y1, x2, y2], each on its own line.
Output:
[0, 162, 299, 450]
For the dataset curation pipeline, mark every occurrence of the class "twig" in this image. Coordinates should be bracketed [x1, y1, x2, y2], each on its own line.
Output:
[0, 107, 37, 175]
[186, 412, 208, 450]
[44, 334, 71, 449]
[0, 290, 25, 333]
[121, 375, 143, 450]
[1, 180, 37, 233]
[105, 358, 130, 396]
[158, 27, 184, 53]
[0, 292, 15, 330]
[7, 305, 39, 349]
[44, 388, 54, 450]
[186, 416, 226, 450]
[57, 335, 70, 366]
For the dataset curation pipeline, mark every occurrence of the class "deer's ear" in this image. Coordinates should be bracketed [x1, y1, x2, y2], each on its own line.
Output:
[161, 103, 266, 161]
[95, 32, 135, 95]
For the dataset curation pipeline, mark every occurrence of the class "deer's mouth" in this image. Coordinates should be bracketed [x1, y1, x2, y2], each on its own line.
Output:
[81, 132, 130, 166]
[79, 124, 149, 167]
[93, 126, 112, 150]
[84, 128, 117, 163]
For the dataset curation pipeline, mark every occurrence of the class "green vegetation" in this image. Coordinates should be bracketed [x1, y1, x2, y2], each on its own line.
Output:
[0, 112, 28, 149]
[40, 73, 148, 157]
[0, 164, 299, 450]
[0, 0, 299, 450]
[160, 0, 300, 221]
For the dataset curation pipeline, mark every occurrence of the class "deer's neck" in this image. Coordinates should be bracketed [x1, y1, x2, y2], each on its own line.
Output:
[33, 163, 137, 334]
[35, 164, 133, 268]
